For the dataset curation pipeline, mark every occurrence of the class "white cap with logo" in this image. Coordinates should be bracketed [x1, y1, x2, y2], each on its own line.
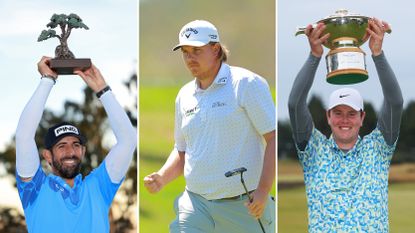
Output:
[328, 87, 364, 111]
[172, 20, 220, 51]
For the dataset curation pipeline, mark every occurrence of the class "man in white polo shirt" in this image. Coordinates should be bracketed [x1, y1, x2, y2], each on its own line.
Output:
[144, 20, 276, 232]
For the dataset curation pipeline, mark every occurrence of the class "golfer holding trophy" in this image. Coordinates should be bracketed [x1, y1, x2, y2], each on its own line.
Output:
[289, 9, 403, 232]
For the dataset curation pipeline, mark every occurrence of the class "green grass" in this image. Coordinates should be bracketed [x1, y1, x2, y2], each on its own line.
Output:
[278, 183, 415, 233]
[139, 85, 182, 233]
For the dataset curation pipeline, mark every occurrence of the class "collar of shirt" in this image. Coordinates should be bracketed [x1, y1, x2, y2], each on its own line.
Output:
[193, 62, 230, 94]
[48, 173, 83, 205]
[328, 134, 362, 157]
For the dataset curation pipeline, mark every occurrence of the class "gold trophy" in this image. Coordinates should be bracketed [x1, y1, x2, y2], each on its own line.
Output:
[38, 13, 91, 75]
[296, 9, 391, 85]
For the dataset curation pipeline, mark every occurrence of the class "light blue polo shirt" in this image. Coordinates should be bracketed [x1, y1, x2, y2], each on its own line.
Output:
[17, 161, 121, 233]
[297, 127, 396, 233]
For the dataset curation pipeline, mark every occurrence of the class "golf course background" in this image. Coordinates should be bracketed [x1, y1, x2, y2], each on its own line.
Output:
[139, 0, 275, 232]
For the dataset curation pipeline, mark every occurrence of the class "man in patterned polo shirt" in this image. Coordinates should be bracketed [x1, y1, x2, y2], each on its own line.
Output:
[288, 19, 403, 232]
[144, 20, 276, 232]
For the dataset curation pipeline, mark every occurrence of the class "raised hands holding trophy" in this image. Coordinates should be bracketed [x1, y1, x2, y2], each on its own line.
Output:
[296, 9, 391, 84]
[38, 13, 91, 75]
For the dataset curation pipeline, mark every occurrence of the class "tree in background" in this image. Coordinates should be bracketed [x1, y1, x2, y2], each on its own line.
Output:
[0, 72, 137, 233]
[396, 100, 415, 163]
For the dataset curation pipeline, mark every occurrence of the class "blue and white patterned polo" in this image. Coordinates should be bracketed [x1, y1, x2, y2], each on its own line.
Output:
[297, 127, 396, 233]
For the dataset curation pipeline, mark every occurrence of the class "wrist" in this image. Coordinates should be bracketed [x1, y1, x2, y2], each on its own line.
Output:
[41, 74, 57, 85]
[310, 51, 322, 58]
[95, 85, 111, 98]
[372, 50, 383, 57]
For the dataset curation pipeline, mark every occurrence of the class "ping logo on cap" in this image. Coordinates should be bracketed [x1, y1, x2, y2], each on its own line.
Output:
[54, 125, 79, 137]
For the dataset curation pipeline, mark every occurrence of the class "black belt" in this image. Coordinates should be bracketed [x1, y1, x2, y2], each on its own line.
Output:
[218, 190, 255, 201]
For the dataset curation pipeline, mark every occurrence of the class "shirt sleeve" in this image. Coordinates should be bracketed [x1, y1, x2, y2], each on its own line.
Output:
[373, 52, 403, 146]
[239, 75, 276, 135]
[365, 127, 397, 162]
[89, 162, 122, 206]
[16, 78, 54, 178]
[296, 127, 325, 170]
[288, 54, 321, 151]
[16, 165, 46, 209]
[174, 94, 186, 152]
[100, 91, 137, 184]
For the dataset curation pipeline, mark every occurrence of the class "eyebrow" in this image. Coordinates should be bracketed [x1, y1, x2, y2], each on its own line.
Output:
[55, 140, 81, 147]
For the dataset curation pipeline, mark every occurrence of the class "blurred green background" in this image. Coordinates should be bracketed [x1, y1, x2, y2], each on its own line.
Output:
[139, 0, 275, 232]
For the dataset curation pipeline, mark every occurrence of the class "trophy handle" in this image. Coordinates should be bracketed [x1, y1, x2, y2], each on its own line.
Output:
[295, 24, 318, 36]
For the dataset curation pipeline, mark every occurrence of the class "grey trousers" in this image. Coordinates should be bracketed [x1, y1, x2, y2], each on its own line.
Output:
[170, 190, 275, 233]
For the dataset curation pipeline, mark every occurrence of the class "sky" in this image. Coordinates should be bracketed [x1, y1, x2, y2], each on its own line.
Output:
[0, 0, 137, 150]
[278, 0, 413, 120]
[0, 0, 137, 209]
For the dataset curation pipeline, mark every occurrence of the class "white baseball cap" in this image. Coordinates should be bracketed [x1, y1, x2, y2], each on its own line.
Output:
[328, 87, 364, 111]
[172, 20, 220, 51]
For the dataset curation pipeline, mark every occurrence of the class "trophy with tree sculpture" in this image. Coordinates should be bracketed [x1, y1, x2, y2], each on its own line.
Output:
[38, 13, 91, 75]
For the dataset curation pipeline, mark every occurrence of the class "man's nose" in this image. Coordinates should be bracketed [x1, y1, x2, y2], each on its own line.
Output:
[184, 52, 195, 60]
[66, 145, 76, 154]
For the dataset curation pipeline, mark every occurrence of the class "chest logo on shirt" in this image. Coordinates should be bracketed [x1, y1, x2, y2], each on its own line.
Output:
[184, 105, 199, 117]
[212, 101, 226, 108]
[217, 77, 227, 84]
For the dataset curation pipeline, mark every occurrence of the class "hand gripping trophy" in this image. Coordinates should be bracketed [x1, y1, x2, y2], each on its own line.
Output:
[38, 13, 91, 74]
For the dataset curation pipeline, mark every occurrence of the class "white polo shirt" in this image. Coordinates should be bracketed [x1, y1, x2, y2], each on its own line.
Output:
[174, 63, 275, 200]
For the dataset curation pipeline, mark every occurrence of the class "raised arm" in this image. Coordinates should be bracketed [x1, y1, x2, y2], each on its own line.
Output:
[288, 23, 328, 150]
[16, 57, 57, 179]
[367, 19, 403, 145]
[74, 65, 137, 183]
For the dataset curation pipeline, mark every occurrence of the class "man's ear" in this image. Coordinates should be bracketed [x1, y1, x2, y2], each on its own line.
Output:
[360, 111, 366, 126]
[81, 146, 86, 158]
[213, 43, 220, 56]
[326, 110, 331, 126]
[42, 149, 52, 166]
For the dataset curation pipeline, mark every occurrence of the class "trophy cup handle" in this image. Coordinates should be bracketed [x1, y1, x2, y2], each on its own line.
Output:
[295, 24, 318, 36]
[295, 27, 306, 36]
[385, 25, 392, 34]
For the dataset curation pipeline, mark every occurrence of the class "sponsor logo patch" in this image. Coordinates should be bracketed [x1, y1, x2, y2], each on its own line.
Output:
[209, 34, 217, 40]
[217, 77, 227, 84]
[181, 27, 198, 38]
[184, 106, 199, 117]
[339, 94, 350, 98]
[212, 101, 226, 108]
[54, 125, 79, 137]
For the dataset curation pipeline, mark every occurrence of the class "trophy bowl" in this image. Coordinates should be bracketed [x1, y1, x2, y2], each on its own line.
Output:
[318, 10, 370, 49]
[296, 9, 391, 85]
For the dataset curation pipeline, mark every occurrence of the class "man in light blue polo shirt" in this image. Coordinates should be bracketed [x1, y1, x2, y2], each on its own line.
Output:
[288, 19, 403, 232]
[15, 57, 137, 233]
[144, 20, 276, 233]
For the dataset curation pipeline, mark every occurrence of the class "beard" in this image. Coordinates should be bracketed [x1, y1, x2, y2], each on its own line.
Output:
[51, 154, 82, 179]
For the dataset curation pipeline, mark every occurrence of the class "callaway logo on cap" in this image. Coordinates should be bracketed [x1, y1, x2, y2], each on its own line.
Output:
[173, 20, 220, 51]
[44, 122, 86, 149]
[328, 87, 364, 111]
